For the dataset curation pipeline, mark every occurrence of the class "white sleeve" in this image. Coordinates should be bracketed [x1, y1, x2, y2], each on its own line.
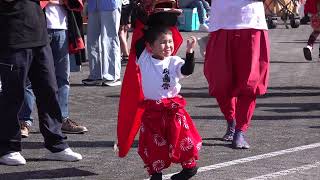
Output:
[172, 56, 185, 79]
[137, 48, 150, 65]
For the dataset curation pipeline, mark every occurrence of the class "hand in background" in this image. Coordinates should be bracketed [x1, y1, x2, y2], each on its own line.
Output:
[186, 36, 197, 53]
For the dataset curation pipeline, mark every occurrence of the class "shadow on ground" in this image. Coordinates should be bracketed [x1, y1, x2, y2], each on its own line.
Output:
[0, 167, 97, 179]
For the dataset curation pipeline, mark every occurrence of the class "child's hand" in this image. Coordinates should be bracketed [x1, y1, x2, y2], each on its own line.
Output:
[186, 36, 197, 53]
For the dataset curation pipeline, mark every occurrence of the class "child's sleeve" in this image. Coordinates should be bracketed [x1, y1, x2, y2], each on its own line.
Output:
[180, 52, 195, 76]
[137, 48, 149, 65]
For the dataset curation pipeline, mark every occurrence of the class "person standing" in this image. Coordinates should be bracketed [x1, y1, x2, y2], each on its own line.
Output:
[0, 0, 82, 165]
[82, 0, 122, 86]
[178, 0, 210, 32]
[204, 0, 270, 149]
[19, 0, 88, 138]
[119, 0, 132, 62]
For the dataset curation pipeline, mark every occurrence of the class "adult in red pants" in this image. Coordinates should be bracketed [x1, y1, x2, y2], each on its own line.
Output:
[204, 0, 270, 149]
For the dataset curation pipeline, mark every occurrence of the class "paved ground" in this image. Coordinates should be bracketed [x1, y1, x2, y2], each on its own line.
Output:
[0, 23, 320, 180]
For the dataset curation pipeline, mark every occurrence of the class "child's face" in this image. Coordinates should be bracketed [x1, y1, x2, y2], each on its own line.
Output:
[150, 33, 174, 59]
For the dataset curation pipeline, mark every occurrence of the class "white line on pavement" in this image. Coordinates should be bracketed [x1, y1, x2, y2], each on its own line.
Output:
[246, 161, 320, 180]
[145, 142, 320, 180]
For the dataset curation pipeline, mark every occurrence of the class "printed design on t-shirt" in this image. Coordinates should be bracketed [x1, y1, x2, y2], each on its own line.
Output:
[162, 68, 170, 90]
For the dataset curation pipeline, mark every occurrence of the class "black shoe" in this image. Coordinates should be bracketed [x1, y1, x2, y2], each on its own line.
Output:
[222, 120, 235, 141]
[82, 78, 104, 86]
[232, 130, 250, 149]
[303, 46, 312, 61]
[171, 167, 198, 180]
[300, 15, 310, 25]
[150, 172, 162, 180]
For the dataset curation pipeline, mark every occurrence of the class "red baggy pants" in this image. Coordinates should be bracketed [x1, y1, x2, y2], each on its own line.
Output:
[138, 96, 202, 175]
[204, 29, 270, 131]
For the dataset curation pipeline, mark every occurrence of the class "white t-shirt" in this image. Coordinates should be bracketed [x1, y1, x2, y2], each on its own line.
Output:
[209, 0, 268, 32]
[138, 49, 185, 100]
[45, 4, 68, 30]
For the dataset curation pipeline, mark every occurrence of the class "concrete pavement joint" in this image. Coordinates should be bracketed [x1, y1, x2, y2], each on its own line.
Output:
[155, 142, 320, 180]
[246, 161, 320, 180]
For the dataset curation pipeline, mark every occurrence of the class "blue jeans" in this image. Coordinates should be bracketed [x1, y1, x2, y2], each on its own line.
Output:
[18, 79, 35, 126]
[87, 9, 121, 80]
[182, 0, 210, 24]
[19, 29, 70, 123]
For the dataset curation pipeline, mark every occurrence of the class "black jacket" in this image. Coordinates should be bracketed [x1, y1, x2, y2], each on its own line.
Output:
[0, 0, 48, 50]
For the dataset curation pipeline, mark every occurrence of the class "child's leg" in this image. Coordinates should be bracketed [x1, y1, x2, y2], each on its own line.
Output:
[307, 30, 320, 47]
[138, 111, 171, 176]
[171, 158, 198, 180]
[168, 106, 201, 180]
[305, 30, 320, 60]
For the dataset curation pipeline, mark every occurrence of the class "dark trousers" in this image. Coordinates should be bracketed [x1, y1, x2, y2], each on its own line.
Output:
[0, 44, 69, 156]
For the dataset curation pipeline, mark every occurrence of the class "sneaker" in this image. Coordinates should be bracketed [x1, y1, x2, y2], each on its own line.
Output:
[0, 152, 26, 166]
[45, 148, 82, 162]
[198, 24, 209, 32]
[232, 130, 250, 149]
[150, 172, 162, 180]
[222, 120, 235, 141]
[61, 118, 88, 134]
[171, 167, 198, 180]
[102, 79, 121, 87]
[197, 35, 209, 58]
[20, 121, 30, 138]
[303, 45, 312, 61]
[82, 78, 104, 86]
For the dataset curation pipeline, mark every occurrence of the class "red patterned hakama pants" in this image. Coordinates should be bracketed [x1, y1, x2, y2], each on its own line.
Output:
[138, 96, 202, 175]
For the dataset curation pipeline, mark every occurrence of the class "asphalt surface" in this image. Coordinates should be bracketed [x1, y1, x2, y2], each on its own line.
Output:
[0, 23, 320, 180]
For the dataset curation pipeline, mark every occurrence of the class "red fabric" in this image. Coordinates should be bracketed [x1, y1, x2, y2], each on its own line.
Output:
[204, 29, 269, 132]
[204, 29, 270, 98]
[216, 96, 256, 132]
[311, 14, 320, 30]
[68, 37, 85, 54]
[138, 96, 201, 174]
[40, 1, 49, 9]
[117, 20, 183, 158]
[304, 0, 320, 14]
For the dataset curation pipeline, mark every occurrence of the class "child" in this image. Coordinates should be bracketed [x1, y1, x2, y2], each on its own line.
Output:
[137, 26, 202, 180]
[204, 0, 270, 149]
[303, 0, 320, 60]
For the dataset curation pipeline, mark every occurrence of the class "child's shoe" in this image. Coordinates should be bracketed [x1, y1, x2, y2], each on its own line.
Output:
[303, 45, 312, 61]
[150, 172, 162, 180]
[232, 130, 250, 149]
[171, 167, 198, 180]
[222, 120, 235, 141]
